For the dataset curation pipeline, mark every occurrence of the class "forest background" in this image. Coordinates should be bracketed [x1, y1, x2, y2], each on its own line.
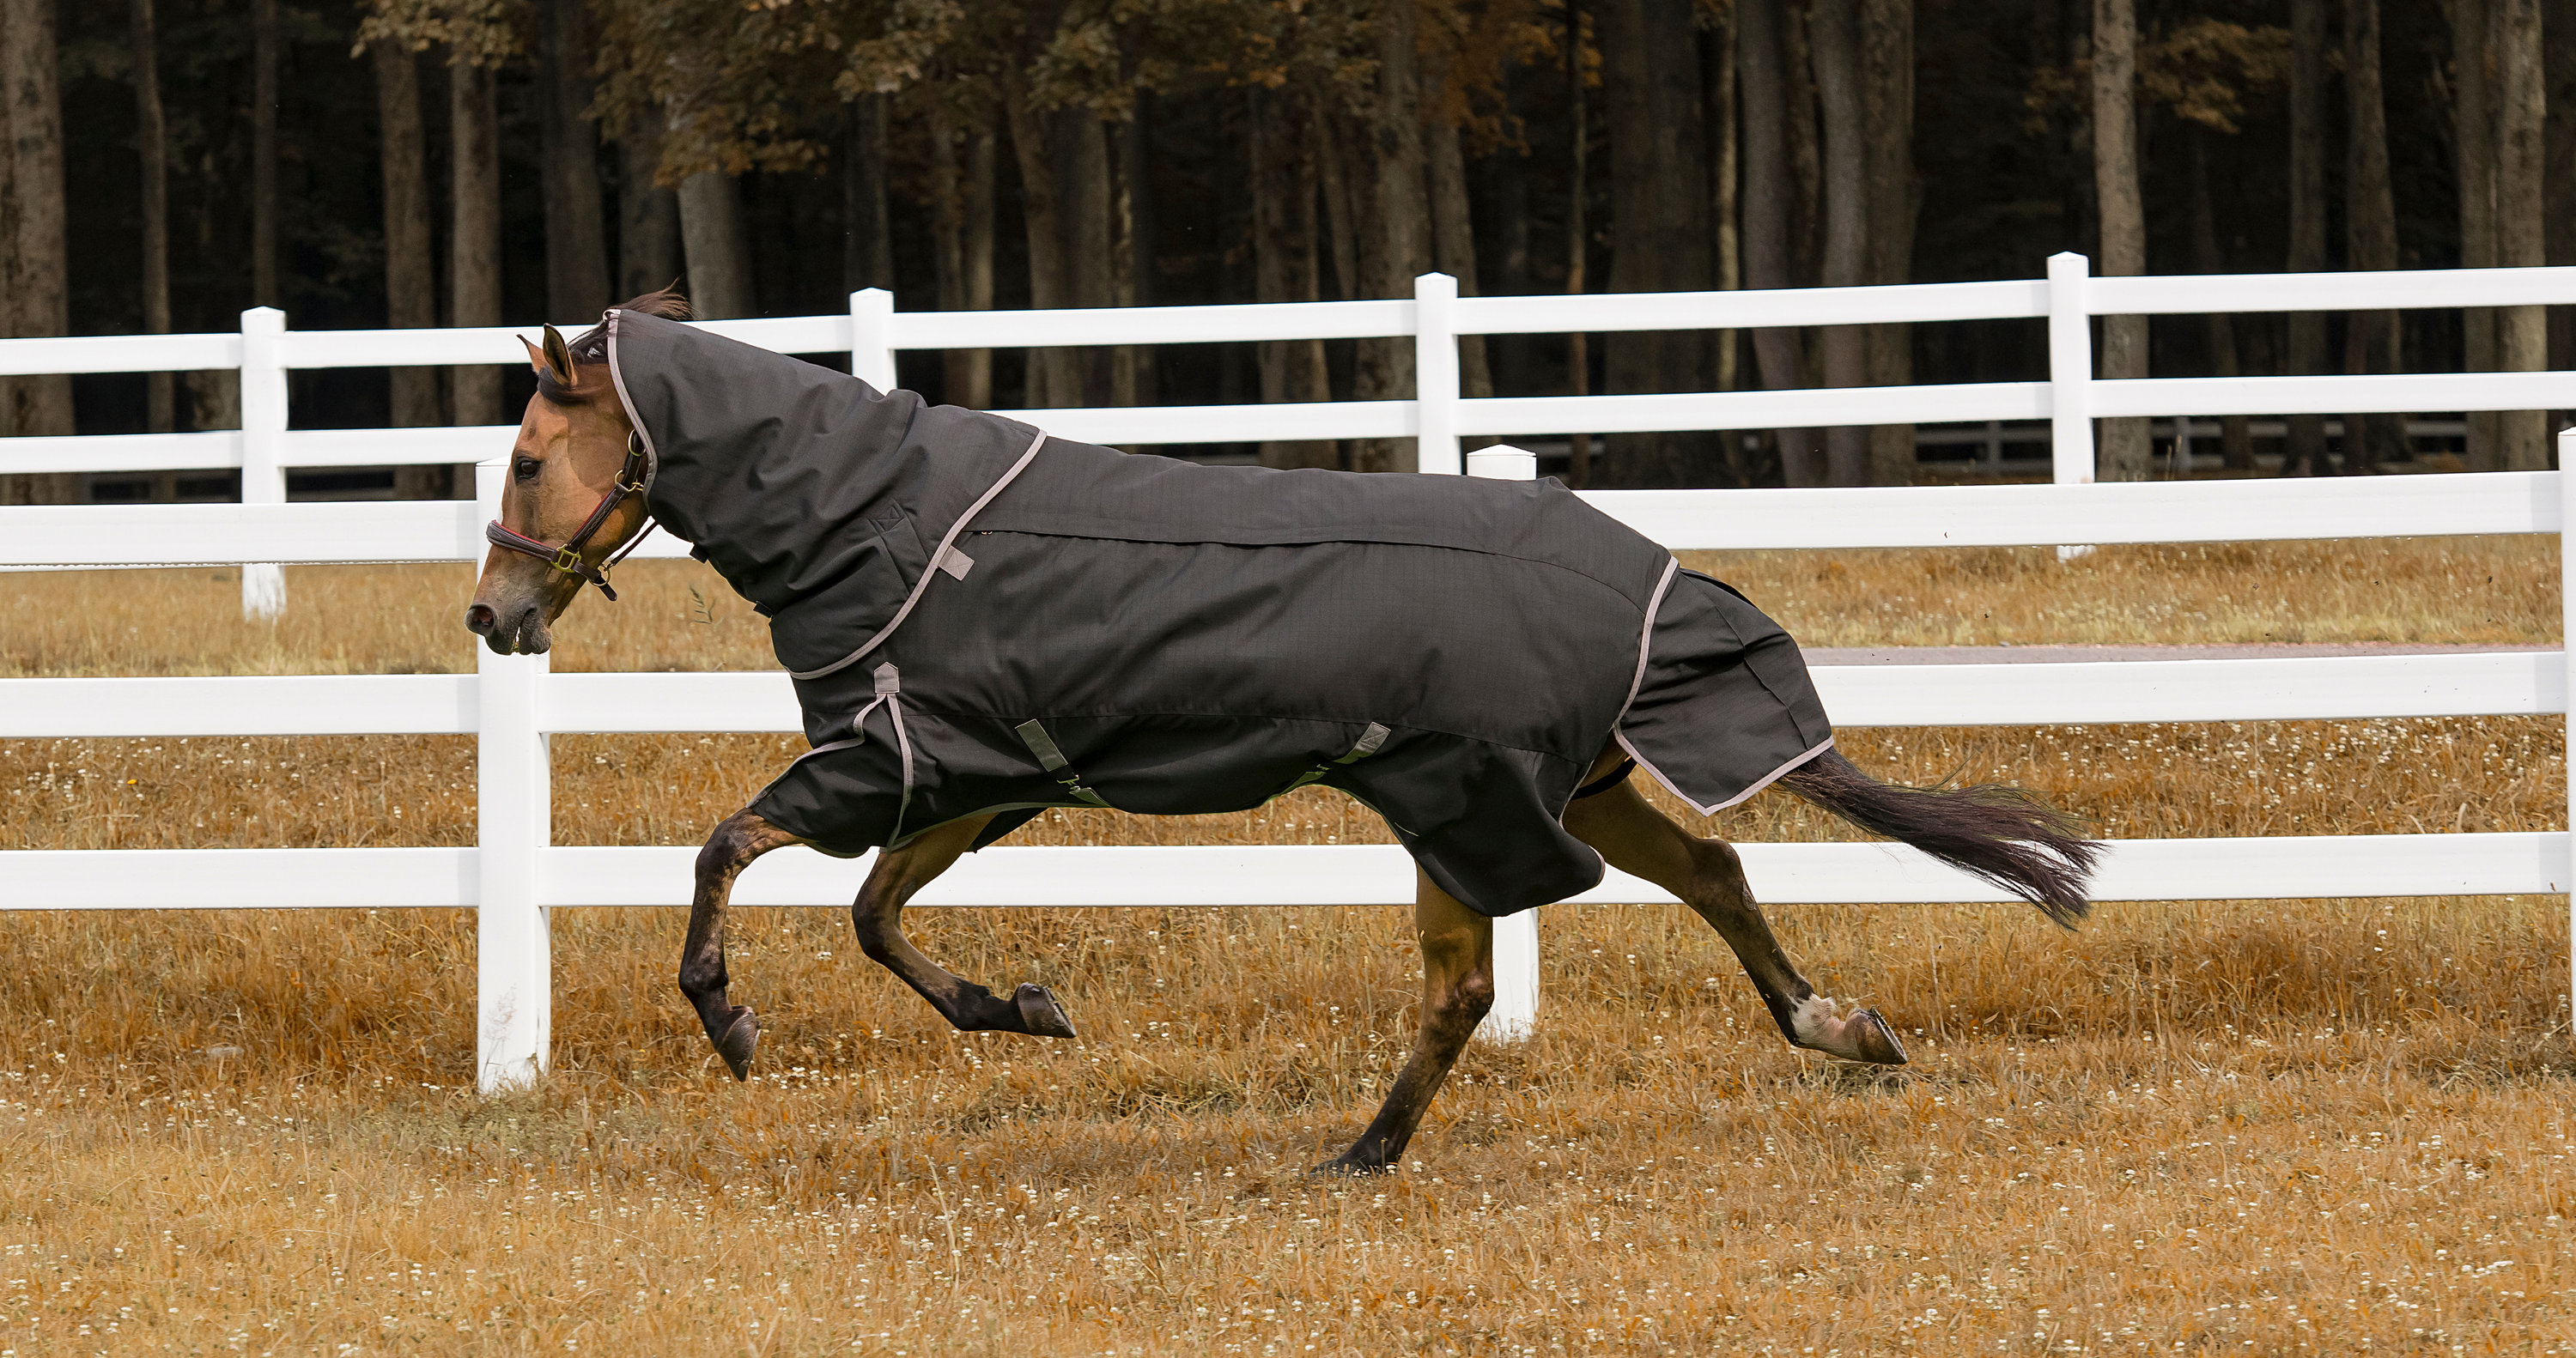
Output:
[0, 0, 2568, 494]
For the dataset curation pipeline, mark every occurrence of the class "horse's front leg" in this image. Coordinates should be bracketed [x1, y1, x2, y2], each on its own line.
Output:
[1317, 868, 1495, 1175]
[1560, 753, 1906, 1064]
[849, 815, 1078, 1038]
[683, 809, 809, 1079]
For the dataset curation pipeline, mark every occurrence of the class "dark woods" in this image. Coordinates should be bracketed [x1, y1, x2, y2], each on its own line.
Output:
[0, 0, 2560, 501]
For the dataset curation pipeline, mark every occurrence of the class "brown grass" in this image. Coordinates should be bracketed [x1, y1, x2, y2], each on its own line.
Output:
[3, 540, 2570, 1354]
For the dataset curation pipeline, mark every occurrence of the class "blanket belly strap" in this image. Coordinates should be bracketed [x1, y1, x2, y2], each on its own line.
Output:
[1013, 719, 1114, 809]
[1273, 722, 1392, 797]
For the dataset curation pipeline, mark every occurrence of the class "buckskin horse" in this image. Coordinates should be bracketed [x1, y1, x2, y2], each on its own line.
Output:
[465, 291, 2099, 1175]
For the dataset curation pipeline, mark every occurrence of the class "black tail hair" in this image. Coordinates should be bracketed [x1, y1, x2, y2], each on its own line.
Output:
[1778, 749, 2101, 929]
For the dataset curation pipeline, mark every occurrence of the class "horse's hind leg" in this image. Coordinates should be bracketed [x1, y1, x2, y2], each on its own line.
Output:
[1317, 868, 1495, 1175]
[848, 815, 1078, 1039]
[683, 809, 808, 1079]
[1562, 759, 1907, 1065]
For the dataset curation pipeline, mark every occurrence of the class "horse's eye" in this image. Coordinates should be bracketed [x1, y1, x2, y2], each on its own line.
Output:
[513, 458, 541, 482]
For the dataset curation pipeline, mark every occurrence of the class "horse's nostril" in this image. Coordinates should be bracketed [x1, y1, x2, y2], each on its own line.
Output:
[465, 603, 497, 634]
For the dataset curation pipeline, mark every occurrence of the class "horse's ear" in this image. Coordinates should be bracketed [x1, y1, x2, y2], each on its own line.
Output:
[520, 333, 562, 385]
[541, 324, 578, 383]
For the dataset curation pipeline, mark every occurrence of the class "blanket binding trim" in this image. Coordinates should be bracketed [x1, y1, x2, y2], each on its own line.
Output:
[790, 427, 1053, 682]
[602, 311, 659, 503]
[1612, 559, 1679, 732]
[1619, 730, 1836, 817]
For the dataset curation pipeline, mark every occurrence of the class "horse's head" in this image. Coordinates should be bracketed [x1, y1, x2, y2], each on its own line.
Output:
[464, 321, 654, 654]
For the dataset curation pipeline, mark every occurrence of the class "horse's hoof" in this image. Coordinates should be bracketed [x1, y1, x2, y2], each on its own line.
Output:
[1309, 1153, 1394, 1179]
[1846, 1008, 1909, 1066]
[714, 1007, 760, 1081]
[1013, 983, 1078, 1039]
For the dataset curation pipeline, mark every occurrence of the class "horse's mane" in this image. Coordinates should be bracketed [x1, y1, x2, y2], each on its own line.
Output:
[541, 284, 692, 406]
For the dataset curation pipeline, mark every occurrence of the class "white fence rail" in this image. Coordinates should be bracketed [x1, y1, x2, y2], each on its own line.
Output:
[3, 253, 2572, 1088]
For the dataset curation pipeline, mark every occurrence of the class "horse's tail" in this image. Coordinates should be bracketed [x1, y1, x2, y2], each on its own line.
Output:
[1777, 748, 2101, 929]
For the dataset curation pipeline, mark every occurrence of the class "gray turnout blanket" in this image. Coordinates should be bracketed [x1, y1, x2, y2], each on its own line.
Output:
[602, 309, 1833, 918]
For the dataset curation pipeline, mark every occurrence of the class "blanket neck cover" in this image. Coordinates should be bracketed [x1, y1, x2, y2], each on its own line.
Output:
[601, 308, 1832, 918]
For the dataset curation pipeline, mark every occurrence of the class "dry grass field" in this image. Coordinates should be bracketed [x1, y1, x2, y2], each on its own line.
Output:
[3, 537, 2570, 1355]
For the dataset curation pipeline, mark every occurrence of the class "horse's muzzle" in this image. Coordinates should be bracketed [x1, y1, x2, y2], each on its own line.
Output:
[465, 601, 552, 655]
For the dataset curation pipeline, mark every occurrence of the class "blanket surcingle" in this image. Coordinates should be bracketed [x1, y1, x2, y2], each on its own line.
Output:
[601, 308, 1833, 918]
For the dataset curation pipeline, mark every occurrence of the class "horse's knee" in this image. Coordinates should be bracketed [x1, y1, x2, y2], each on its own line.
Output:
[1450, 968, 1496, 1022]
[1423, 967, 1494, 1043]
[694, 811, 771, 882]
[852, 919, 898, 967]
[1685, 836, 1752, 904]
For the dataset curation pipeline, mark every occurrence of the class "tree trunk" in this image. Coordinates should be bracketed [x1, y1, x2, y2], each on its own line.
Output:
[2547, 0, 2576, 390]
[2451, 0, 2500, 470]
[2190, 126, 2254, 471]
[252, 0, 279, 306]
[449, 57, 504, 424]
[1783, 0, 1823, 295]
[2092, 0, 2150, 482]
[1709, 9, 1738, 397]
[374, 39, 444, 496]
[132, 0, 173, 437]
[677, 170, 753, 320]
[1738, 0, 1811, 484]
[1358, 0, 1432, 473]
[0, 0, 76, 503]
[1648, 0, 1715, 478]
[1862, 0, 1916, 485]
[845, 94, 894, 293]
[1565, 0, 1592, 486]
[1118, 103, 1155, 405]
[537, 0, 610, 321]
[1812, 0, 1868, 487]
[1426, 119, 1492, 411]
[2343, 0, 2403, 474]
[1492, 62, 1534, 401]
[1601, 0, 1712, 488]
[1315, 105, 1360, 303]
[1060, 111, 1114, 406]
[962, 124, 995, 408]
[618, 116, 683, 298]
[999, 68, 1072, 408]
[2493, 0, 2549, 470]
[2277, 0, 2330, 475]
[1253, 88, 1335, 470]
[930, 97, 966, 399]
[1108, 113, 1137, 409]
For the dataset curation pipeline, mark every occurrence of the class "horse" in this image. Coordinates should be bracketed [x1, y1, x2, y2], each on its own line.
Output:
[466, 290, 2099, 1175]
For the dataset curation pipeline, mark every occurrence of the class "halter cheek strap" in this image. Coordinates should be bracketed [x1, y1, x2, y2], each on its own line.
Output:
[483, 433, 655, 602]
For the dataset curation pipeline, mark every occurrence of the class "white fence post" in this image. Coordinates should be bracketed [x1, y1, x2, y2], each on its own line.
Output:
[475, 457, 552, 1093]
[2046, 252, 2095, 560]
[1414, 273, 1462, 475]
[851, 288, 897, 391]
[1467, 442, 1541, 1042]
[2561, 427, 2575, 1022]
[239, 306, 288, 618]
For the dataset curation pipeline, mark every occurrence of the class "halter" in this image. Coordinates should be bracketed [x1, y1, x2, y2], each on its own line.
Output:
[483, 433, 656, 602]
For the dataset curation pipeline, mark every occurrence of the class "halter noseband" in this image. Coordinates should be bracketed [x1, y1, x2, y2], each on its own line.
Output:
[483, 433, 655, 603]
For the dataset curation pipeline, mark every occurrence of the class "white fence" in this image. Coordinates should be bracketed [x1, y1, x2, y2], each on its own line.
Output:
[3, 252, 2573, 1091]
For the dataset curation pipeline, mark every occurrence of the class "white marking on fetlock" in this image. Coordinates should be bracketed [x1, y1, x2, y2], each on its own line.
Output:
[1790, 994, 1839, 1046]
